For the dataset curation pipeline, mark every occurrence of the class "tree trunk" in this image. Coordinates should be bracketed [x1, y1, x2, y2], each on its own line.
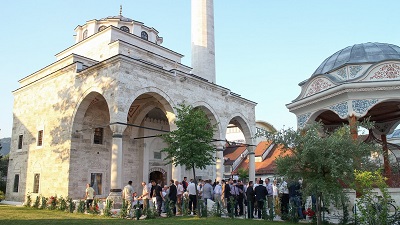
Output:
[192, 165, 200, 217]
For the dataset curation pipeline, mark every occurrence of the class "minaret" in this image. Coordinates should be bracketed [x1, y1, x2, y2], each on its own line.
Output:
[191, 0, 216, 83]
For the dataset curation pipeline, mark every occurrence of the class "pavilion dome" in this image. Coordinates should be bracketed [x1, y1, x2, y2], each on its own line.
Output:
[312, 42, 400, 76]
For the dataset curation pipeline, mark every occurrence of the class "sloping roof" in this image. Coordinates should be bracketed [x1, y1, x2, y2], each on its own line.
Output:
[223, 144, 246, 162]
[254, 141, 272, 156]
[232, 142, 289, 175]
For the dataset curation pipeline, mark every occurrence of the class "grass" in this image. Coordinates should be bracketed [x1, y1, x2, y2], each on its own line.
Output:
[0, 205, 289, 225]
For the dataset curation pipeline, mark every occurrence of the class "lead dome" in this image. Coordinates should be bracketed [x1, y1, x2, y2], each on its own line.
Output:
[312, 42, 400, 77]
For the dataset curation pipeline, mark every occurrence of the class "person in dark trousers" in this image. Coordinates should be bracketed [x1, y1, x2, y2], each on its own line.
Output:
[237, 180, 245, 216]
[254, 179, 268, 219]
[150, 180, 163, 216]
[246, 181, 255, 218]
[224, 178, 232, 214]
[168, 179, 177, 215]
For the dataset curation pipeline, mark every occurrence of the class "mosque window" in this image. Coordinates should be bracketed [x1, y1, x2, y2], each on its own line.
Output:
[154, 151, 161, 159]
[13, 174, 20, 192]
[141, 31, 148, 40]
[90, 173, 102, 195]
[37, 130, 43, 146]
[224, 166, 231, 173]
[83, 30, 88, 39]
[120, 26, 130, 32]
[93, 128, 103, 145]
[98, 25, 107, 32]
[33, 174, 40, 193]
[18, 135, 23, 149]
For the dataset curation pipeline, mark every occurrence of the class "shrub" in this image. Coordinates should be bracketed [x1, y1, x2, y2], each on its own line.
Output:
[67, 198, 76, 213]
[77, 200, 85, 213]
[32, 196, 40, 208]
[58, 196, 67, 211]
[25, 193, 32, 207]
[0, 190, 5, 202]
[103, 199, 113, 217]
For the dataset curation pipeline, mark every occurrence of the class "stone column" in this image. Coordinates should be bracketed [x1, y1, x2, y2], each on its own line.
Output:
[107, 123, 126, 205]
[169, 123, 182, 182]
[215, 145, 224, 182]
[248, 146, 256, 182]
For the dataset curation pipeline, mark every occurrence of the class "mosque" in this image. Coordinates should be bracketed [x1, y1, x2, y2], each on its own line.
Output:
[6, 1, 257, 202]
[7, 0, 400, 205]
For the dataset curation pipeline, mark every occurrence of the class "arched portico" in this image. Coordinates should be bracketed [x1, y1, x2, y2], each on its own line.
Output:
[123, 90, 175, 192]
[226, 113, 256, 182]
[70, 91, 112, 198]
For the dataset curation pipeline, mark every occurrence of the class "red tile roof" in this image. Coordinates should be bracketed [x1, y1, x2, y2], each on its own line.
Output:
[232, 142, 289, 175]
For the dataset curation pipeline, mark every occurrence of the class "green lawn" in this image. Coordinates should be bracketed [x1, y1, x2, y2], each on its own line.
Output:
[0, 205, 288, 225]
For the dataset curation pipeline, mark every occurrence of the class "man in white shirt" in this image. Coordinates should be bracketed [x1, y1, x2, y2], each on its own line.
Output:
[122, 181, 134, 218]
[187, 179, 197, 215]
[280, 179, 289, 215]
[139, 182, 150, 213]
[175, 180, 184, 215]
[265, 178, 274, 217]
[213, 181, 222, 208]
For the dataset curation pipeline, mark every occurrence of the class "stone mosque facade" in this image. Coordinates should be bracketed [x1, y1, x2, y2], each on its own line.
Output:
[6, 0, 257, 202]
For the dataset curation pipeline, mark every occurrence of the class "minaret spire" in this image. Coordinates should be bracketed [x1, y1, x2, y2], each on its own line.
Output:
[191, 0, 216, 83]
[119, 5, 122, 16]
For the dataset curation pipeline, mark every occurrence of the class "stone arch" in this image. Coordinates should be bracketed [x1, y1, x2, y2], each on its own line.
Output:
[192, 101, 223, 141]
[226, 113, 254, 146]
[71, 87, 109, 133]
[126, 86, 176, 124]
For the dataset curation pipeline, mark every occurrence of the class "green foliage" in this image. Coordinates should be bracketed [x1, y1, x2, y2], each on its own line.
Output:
[40, 196, 47, 210]
[33, 196, 40, 208]
[0, 154, 9, 193]
[77, 200, 85, 213]
[182, 195, 189, 215]
[103, 199, 113, 217]
[237, 168, 249, 182]
[25, 193, 32, 207]
[0, 190, 5, 202]
[228, 197, 236, 218]
[210, 200, 223, 217]
[145, 203, 158, 219]
[268, 122, 377, 224]
[58, 196, 67, 211]
[197, 199, 207, 217]
[67, 198, 76, 213]
[161, 104, 217, 170]
[354, 170, 396, 225]
[134, 200, 142, 219]
[48, 196, 58, 210]
[119, 200, 128, 218]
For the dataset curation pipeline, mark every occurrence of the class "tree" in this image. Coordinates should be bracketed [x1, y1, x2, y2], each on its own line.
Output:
[161, 103, 217, 216]
[237, 168, 249, 182]
[266, 122, 376, 225]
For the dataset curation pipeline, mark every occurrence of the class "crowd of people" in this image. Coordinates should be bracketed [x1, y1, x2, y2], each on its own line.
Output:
[102, 176, 306, 219]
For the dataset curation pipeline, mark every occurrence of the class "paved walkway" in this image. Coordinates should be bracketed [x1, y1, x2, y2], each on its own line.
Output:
[0, 200, 24, 206]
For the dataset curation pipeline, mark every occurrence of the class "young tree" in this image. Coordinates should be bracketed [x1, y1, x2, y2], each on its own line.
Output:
[161, 104, 217, 215]
[266, 123, 376, 225]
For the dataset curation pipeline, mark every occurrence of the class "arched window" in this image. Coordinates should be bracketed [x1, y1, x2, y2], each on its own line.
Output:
[98, 25, 107, 32]
[141, 31, 148, 40]
[120, 26, 130, 33]
[82, 30, 88, 39]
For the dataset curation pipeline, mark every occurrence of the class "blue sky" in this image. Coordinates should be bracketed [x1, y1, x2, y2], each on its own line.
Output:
[1, 0, 400, 138]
